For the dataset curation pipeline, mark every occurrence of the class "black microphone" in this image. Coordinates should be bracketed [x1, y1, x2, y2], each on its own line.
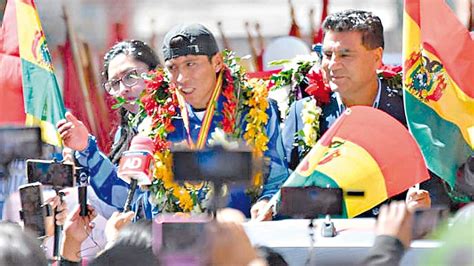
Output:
[76, 167, 88, 217]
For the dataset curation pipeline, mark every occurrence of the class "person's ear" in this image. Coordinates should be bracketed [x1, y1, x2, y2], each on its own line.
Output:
[211, 53, 224, 73]
[373, 47, 383, 69]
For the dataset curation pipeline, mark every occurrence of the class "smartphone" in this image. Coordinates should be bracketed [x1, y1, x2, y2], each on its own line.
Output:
[172, 148, 254, 183]
[0, 126, 42, 164]
[279, 186, 343, 218]
[153, 215, 210, 265]
[19, 182, 47, 238]
[26, 159, 75, 188]
[412, 206, 449, 239]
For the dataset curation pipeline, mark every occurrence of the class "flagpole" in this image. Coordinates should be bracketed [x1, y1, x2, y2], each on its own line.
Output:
[216, 21, 231, 50]
[255, 22, 265, 55]
[309, 7, 315, 44]
[81, 41, 114, 151]
[61, 5, 98, 136]
[288, 0, 301, 37]
[469, 0, 473, 31]
[244, 21, 258, 71]
[149, 19, 157, 51]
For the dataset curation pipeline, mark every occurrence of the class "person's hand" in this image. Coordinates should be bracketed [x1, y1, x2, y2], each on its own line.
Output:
[105, 211, 135, 244]
[62, 147, 75, 164]
[44, 194, 69, 237]
[57, 112, 89, 151]
[208, 222, 260, 265]
[376, 201, 413, 248]
[250, 199, 273, 221]
[63, 204, 97, 244]
[406, 187, 431, 213]
[216, 208, 246, 224]
[61, 204, 97, 262]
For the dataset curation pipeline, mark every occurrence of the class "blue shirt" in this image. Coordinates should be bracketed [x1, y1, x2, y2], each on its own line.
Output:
[76, 95, 289, 219]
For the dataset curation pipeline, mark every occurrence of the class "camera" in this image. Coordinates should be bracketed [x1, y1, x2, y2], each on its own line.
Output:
[412, 206, 449, 239]
[171, 146, 255, 184]
[0, 126, 42, 165]
[153, 214, 210, 265]
[278, 186, 344, 218]
[26, 159, 75, 189]
[18, 182, 49, 238]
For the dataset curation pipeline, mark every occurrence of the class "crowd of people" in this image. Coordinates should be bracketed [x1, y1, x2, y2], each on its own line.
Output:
[1, 8, 473, 265]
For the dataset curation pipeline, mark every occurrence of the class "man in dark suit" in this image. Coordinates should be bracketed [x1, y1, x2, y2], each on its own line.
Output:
[282, 10, 432, 216]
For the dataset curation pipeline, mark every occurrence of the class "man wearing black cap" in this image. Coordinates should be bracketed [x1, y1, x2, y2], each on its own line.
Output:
[162, 24, 223, 110]
[162, 23, 289, 220]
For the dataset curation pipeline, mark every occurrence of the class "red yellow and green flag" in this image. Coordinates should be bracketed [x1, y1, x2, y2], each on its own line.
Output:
[403, 0, 474, 188]
[16, 0, 65, 146]
[270, 106, 429, 218]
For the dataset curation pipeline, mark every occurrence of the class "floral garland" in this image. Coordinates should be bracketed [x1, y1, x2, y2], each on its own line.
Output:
[268, 54, 321, 120]
[295, 64, 403, 157]
[220, 50, 269, 156]
[136, 50, 269, 213]
[138, 69, 202, 212]
[296, 65, 330, 158]
[220, 50, 269, 198]
[269, 55, 330, 157]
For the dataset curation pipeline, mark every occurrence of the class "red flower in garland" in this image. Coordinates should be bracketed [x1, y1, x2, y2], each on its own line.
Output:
[144, 73, 162, 94]
[141, 94, 158, 116]
[154, 137, 169, 153]
[377, 64, 402, 79]
[139, 69, 179, 153]
[305, 67, 331, 106]
[222, 101, 236, 132]
[221, 68, 237, 134]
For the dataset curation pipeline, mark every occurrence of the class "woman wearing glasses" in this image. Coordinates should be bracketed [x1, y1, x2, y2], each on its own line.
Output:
[57, 40, 160, 220]
[101, 40, 159, 164]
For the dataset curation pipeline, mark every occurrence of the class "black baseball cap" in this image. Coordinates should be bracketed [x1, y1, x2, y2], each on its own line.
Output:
[162, 23, 219, 61]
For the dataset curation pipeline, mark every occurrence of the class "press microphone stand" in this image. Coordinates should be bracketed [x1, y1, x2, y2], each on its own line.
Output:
[52, 189, 65, 262]
[206, 180, 226, 218]
[76, 167, 89, 217]
[124, 178, 138, 212]
[302, 214, 337, 266]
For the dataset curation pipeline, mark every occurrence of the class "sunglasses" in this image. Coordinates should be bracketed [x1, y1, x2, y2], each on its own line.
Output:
[103, 68, 144, 94]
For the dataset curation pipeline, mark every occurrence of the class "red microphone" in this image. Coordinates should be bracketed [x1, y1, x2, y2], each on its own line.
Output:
[118, 135, 155, 186]
[118, 135, 155, 212]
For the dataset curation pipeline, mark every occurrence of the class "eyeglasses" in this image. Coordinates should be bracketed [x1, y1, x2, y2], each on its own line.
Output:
[103, 68, 144, 94]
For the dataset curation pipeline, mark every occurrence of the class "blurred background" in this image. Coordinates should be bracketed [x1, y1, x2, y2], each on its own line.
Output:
[1, 0, 471, 76]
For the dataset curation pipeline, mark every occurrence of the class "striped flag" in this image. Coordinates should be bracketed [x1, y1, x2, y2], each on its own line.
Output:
[403, 0, 474, 188]
[274, 106, 429, 218]
[17, 0, 66, 146]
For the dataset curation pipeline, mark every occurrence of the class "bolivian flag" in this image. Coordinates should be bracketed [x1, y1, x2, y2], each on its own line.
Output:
[273, 106, 429, 218]
[403, 0, 474, 188]
[17, 0, 65, 146]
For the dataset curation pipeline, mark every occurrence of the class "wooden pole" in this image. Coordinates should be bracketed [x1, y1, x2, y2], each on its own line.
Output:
[61, 5, 98, 135]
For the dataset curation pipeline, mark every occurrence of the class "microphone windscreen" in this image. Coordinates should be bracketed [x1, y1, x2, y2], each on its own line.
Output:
[129, 135, 155, 154]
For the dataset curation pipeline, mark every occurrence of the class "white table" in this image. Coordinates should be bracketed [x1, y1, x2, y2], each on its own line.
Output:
[243, 218, 441, 265]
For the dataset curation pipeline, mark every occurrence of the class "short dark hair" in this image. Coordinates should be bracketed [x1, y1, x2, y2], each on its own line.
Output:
[322, 9, 384, 50]
[91, 221, 158, 266]
[102, 40, 160, 164]
[0, 222, 48, 266]
[255, 245, 288, 266]
[102, 40, 160, 83]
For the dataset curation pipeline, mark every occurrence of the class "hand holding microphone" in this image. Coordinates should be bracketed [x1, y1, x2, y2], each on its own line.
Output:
[117, 135, 155, 212]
